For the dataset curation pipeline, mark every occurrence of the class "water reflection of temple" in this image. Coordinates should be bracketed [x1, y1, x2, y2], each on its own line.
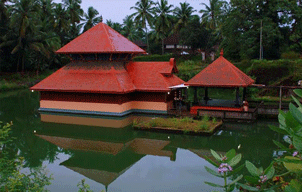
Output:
[40, 112, 155, 128]
[36, 118, 280, 190]
[36, 125, 177, 190]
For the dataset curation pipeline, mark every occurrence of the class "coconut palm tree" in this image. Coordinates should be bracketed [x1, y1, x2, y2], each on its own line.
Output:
[173, 2, 195, 32]
[199, 0, 226, 30]
[37, 0, 55, 21]
[153, 0, 173, 54]
[62, 0, 83, 25]
[106, 19, 123, 33]
[121, 15, 139, 41]
[1, 0, 39, 72]
[53, 3, 70, 45]
[130, 0, 154, 53]
[0, 0, 10, 36]
[81, 6, 102, 33]
[63, 0, 83, 39]
[0, 0, 9, 22]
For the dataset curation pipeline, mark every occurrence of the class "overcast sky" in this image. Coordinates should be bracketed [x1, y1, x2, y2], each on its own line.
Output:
[54, 0, 208, 23]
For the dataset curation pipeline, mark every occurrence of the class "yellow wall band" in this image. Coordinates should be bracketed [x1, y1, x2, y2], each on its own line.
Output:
[40, 100, 168, 113]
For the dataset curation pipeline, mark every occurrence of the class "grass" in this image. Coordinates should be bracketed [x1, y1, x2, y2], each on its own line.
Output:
[0, 70, 54, 91]
[133, 116, 222, 134]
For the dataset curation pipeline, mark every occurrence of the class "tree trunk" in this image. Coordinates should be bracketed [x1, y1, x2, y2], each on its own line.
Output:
[21, 52, 25, 73]
[162, 38, 164, 55]
[16, 53, 20, 72]
[36, 61, 40, 77]
[145, 26, 149, 54]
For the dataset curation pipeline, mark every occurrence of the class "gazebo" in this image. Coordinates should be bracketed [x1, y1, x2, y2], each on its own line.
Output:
[185, 50, 255, 115]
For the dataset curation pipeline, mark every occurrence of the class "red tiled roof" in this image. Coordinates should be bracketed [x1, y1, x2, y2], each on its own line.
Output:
[31, 59, 184, 93]
[126, 58, 184, 92]
[31, 62, 136, 94]
[185, 54, 254, 87]
[56, 22, 146, 54]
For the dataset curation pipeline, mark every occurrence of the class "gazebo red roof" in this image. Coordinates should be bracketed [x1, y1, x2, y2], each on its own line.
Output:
[185, 52, 254, 87]
[56, 22, 146, 54]
[31, 59, 184, 94]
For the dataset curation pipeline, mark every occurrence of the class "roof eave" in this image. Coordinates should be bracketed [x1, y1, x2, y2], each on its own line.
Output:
[55, 51, 147, 54]
[29, 88, 136, 94]
[184, 83, 254, 87]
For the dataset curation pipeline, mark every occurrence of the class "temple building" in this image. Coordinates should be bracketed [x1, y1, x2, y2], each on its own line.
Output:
[30, 22, 184, 116]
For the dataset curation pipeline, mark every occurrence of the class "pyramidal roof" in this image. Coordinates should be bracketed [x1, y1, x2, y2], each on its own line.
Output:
[186, 51, 254, 87]
[56, 22, 146, 54]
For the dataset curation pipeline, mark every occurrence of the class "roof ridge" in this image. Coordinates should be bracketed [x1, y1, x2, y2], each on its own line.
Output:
[126, 61, 137, 90]
[227, 58, 253, 84]
[103, 24, 115, 51]
[161, 74, 171, 89]
[223, 57, 246, 85]
[110, 66, 124, 92]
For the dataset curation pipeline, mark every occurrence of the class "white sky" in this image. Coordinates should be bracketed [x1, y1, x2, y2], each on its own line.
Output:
[54, 0, 208, 23]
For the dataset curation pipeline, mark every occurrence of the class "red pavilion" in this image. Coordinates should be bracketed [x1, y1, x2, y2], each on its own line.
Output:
[185, 50, 255, 115]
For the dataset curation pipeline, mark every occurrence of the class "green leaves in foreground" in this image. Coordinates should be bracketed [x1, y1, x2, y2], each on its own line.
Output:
[206, 90, 302, 192]
[238, 161, 276, 191]
[204, 149, 243, 192]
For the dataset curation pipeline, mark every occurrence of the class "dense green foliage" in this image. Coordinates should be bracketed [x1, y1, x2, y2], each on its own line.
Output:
[1, 0, 301, 74]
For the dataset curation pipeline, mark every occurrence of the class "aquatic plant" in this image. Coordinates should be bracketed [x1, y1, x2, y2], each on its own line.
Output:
[237, 161, 276, 191]
[204, 149, 244, 192]
[212, 117, 217, 124]
[202, 114, 209, 122]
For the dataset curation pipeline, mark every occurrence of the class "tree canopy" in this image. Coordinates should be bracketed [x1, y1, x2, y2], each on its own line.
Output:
[1, 0, 301, 73]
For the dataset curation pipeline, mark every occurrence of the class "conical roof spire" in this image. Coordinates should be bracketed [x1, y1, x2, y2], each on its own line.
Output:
[56, 22, 146, 54]
[220, 49, 224, 56]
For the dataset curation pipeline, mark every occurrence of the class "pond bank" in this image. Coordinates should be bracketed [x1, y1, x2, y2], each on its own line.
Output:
[0, 70, 54, 91]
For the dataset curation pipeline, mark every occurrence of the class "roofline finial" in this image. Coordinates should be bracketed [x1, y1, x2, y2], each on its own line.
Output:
[220, 49, 224, 56]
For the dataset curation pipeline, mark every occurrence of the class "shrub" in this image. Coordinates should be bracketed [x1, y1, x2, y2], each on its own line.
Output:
[202, 114, 209, 123]
[0, 122, 53, 191]
[281, 51, 300, 60]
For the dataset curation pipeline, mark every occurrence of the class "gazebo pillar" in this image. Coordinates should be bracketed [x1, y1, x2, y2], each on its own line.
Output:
[204, 87, 209, 101]
[193, 87, 198, 104]
[235, 87, 240, 106]
[242, 87, 247, 101]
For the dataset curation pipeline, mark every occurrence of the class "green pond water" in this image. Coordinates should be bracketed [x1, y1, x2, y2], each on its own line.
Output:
[0, 89, 283, 192]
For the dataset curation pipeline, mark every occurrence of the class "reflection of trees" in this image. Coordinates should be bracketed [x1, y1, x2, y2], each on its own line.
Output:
[0, 122, 53, 191]
[0, 89, 61, 168]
